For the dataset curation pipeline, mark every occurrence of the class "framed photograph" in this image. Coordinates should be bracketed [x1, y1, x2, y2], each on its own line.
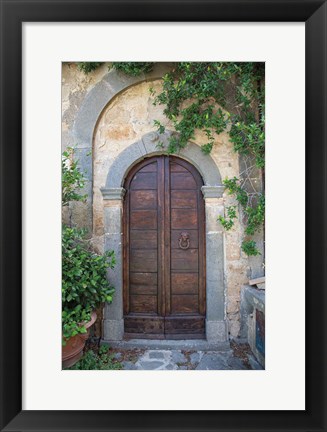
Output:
[0, 1, 326, 431]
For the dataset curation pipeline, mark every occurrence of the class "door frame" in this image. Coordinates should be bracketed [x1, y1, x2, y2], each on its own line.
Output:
[101, 131, 228, 343]
[122, 155, 206, 339]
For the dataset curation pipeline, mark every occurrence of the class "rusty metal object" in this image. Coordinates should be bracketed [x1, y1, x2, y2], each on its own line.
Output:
[178, 232, 190, 250]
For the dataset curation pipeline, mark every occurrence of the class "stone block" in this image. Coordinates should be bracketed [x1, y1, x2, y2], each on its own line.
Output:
[103, 233, 123, 321]
[101, 187, 125, 200]
[149, 351, 165, 360]
[74, 147, 92, 181]
[180, 144, 222, 186]
[205, 204, 224, 232]
[104, 206, 122, 234]
[102, 318, 124, 341]
[239, 285, 265, 367]
[73, 80, 115, 144]
[171, 351, 187, 364]
[142, 131, 168, 153]
[105, 142, 144, 188]
[206, 232, 225, 321]
[195, 352, 230, 370]
[138, 361, 163, 370]
[206, 320, 228, 342]
[190, 352, 201, 364]
[102, 69, 145, 94]
[201, 186, 224, 199]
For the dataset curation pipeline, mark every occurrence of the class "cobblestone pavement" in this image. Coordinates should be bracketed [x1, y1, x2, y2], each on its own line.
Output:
[119, 346, 263, 370]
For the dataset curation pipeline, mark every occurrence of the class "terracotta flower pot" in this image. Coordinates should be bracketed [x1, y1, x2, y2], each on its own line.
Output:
[62, 311, 97, 369]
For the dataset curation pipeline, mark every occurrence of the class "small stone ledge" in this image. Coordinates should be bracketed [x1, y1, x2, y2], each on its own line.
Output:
[240, 285, 265, 367]
[101, 187, 126, 200]
[242, 285, 265, 312]
[101, 338, 231, 352]
[201, 185, 224, 199]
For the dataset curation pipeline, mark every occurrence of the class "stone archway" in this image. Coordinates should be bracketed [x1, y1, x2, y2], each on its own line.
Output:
[72, 65, 229, 343]
[72, 64, 173, 234]
[101, 131, 227, 343]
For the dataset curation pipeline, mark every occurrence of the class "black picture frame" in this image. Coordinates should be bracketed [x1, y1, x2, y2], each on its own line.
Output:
[0, 1, 326, 431]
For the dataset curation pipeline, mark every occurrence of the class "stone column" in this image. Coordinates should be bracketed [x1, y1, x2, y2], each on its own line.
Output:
[100, 187, 125, 341]
[201, 186, 228, 342]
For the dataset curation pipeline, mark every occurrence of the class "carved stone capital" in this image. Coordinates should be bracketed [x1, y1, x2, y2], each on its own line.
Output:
[201, 185, 224, 199]
[101, 187, 126, 200]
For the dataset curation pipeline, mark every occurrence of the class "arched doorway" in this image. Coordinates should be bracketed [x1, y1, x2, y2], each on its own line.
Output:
[123, 155, 206, 339]
[101, 131, 227, 343]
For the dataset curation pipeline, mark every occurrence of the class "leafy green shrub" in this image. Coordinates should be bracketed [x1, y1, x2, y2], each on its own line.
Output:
[62, 148, 115, 343]
[222, 177, 265, 255]
[77, 62, 103, 74]
[111, 62, 154, 76]
[244, 195, 265, 236]
[218, 206, 237, 231]
[68, 346, 122, 370]
[241, 240, 261, 256]
[62, 147, 86, 206]
[62, 225, 115, 342]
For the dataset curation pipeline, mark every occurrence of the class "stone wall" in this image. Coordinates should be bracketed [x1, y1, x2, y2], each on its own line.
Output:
[61, 62, 264, 339]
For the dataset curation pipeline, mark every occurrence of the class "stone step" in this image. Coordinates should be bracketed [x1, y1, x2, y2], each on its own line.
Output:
[102, 338, 231, 352]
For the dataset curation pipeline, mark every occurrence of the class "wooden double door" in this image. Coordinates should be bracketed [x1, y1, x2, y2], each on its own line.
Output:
[123, 155, 206, 339]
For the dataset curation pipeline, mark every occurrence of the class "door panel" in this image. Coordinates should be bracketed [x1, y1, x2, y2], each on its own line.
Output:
[130, 230, 157, 249]
[164, 316, 204, 336]
[170, 172, 197, 189]
[130, 190, 157, 209]
[129, 295, 158, 313]
[129, 272, 157, 295]
[130, 172, 157, 189]
[171, 208, 198, 229]
[124, 317, 164, 336]
[171, 273, 198, 295]
[130, 249, 158, 273]
[124, 156, 205, 339]
[171, 190, 197, 208]
[171, 295, 199, 314]
[171, 249, 199, 271]
[130, 210, 157, 229]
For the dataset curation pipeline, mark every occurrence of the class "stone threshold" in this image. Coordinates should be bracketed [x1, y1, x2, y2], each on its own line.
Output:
[101, 338, 231, 352]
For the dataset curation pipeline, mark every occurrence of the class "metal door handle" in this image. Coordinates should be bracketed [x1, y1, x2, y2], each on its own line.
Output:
[179, 232, 190, 250]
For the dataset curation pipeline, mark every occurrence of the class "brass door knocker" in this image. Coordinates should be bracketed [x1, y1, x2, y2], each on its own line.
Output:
[179, 232, 190, 250]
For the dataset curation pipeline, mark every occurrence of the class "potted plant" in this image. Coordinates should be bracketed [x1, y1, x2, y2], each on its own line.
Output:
[62, 226, 115, 368]
[61, 148, 115, 368]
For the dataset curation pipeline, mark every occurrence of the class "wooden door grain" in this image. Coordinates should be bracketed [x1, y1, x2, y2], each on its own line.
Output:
[123, 156, 206, 339]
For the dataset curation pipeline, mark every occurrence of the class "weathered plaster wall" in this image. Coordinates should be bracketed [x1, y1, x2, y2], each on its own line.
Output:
[62, 63, 109, 151]
[62, 63, 109, 227]
[61, 62, 264, 338]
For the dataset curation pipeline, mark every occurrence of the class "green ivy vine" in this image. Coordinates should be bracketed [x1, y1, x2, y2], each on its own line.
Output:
[149, 62, 265, 256]
[111, 62, 154, 76]
[75, 61, 265, 256]
[77, 62, 103, 74]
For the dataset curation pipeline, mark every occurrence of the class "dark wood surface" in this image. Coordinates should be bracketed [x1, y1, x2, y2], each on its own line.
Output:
[123, 156, 205, 338]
